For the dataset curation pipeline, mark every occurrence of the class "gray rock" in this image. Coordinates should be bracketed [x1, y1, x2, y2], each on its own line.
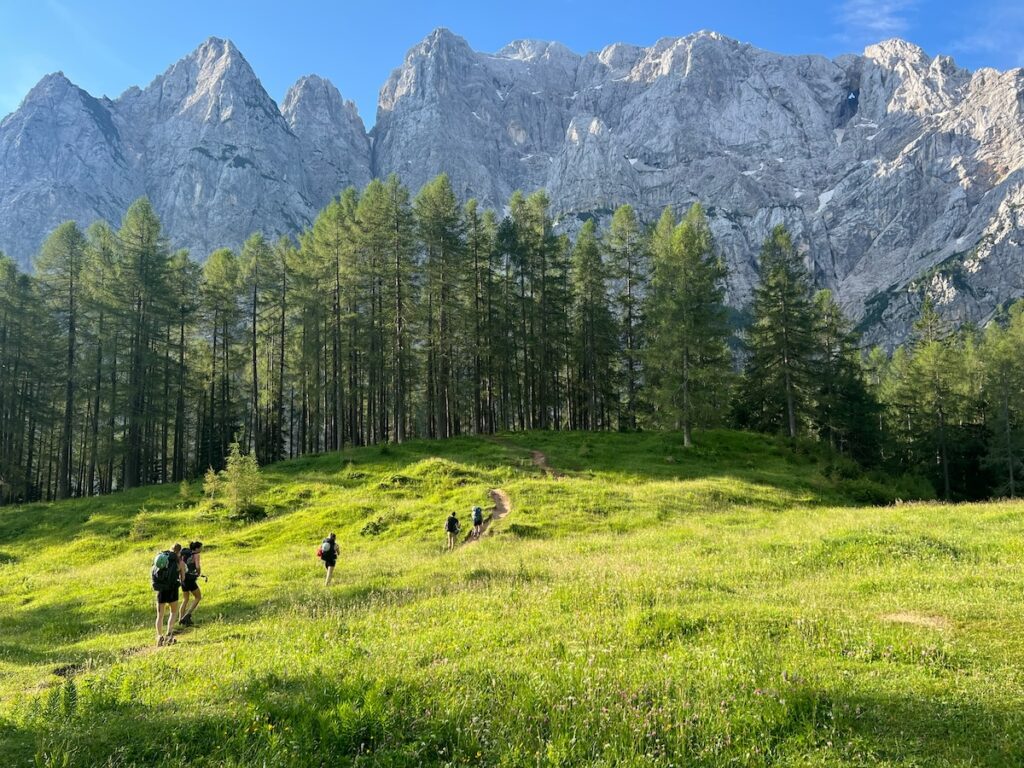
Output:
[282, 74, 372, 205]
[2, 30, 1023, 345]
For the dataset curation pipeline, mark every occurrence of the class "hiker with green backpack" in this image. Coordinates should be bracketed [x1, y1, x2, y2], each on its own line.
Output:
[152, 543, 186, 646]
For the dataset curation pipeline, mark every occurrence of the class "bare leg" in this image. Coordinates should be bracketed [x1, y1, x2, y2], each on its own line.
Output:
[165, 601, 178, 642]
[186, 588, 201, 618]
[325, 565, 334, 586]
[179, 593, 192, 621]
[156, 600, 165, 644]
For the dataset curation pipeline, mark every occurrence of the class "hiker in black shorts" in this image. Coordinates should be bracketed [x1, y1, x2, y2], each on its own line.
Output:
[178, 541, 203, 627]
[318, 532, 338, 586]
[152, 543, 186, 646]
[446, 512, 461, 550]
[472, 506, 484, 539]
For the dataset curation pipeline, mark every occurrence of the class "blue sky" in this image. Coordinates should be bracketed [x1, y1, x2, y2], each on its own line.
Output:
[1, 0, 1020, 127]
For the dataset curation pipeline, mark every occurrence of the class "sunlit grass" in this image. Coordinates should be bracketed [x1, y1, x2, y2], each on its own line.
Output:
[0, 430, 1021, 766]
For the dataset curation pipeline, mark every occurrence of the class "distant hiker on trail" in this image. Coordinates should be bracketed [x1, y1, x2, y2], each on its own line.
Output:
[152, 543, 185, 646]
[446, 512, 461, 550]
[318, 533, 338, 586]
[472, 506, 484, 539]
[178, 541, 204, 627]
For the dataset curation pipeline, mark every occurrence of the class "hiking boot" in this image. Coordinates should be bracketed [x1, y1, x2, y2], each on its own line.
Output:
[180, 614, 193, 627]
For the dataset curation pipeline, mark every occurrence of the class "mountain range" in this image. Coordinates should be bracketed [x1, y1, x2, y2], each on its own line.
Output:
[2, 29, 1023, 344]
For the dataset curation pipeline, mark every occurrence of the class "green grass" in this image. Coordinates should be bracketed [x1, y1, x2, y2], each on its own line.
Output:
[0, 430, 1022, 767]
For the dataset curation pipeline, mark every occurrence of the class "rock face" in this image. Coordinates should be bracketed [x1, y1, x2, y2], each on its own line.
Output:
[0, 38, 370, 264]
[2, 31, 1024, 344]
[282, 75, 372, 205]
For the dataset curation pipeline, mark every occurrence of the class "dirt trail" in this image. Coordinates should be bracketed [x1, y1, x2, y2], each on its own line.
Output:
[531, 450, 563, 478]
[881, 612, 951, 630]
[463, 488, 511, 544]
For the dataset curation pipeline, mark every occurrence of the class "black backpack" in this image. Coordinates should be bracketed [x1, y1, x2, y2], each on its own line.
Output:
[181, 548, 198, 576]
[320, 538, 334, 559]
[151, 550, 178, 590]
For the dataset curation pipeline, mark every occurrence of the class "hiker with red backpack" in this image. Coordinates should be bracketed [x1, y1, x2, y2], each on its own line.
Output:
[318, 532, 338, 586]
[178, 541, 204, 627]
[152, 543, 186, 646]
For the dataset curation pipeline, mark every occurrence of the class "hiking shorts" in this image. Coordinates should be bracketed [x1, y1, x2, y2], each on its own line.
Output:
[156, 586, 179, 604]
[182, 575, 199, 592]
[322, 557, 337, 569]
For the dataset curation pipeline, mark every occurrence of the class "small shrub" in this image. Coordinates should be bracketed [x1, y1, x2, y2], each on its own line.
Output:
[204, 443, 265, 518]
[508, 523, 546, 538]
[837, 478, 896, 506]
[203, 467, 219, 499]
[361, 517, 388, 536]
[128, 512, 154, 541]
[178, 479, 192, 499]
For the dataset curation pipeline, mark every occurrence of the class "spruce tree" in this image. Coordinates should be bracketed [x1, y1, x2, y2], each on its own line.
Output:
[741, 225, 817, 439]
[813, 290, 879, 462]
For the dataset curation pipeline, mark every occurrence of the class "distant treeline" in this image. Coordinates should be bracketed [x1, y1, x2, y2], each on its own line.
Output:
[0, 174, 1020, 505]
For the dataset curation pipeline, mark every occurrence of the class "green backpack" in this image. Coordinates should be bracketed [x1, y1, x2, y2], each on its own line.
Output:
[151, 550, 178, 590]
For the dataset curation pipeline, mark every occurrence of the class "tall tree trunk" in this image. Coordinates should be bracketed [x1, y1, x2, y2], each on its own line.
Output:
[57, 275, 76, 499]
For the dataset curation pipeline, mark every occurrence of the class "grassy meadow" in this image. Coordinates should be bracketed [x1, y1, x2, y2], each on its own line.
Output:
[0, 430, 1022, 766]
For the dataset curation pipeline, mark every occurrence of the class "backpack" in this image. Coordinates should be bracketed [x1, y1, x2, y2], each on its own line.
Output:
[181, 548, 198, 576]
[151, 550, 178, 590]
[446, 516, 460, 533]
[319, 538, 334, 559]
[473, 508, 483, 525]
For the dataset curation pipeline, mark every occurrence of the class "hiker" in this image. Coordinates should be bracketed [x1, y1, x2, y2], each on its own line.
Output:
[152, 543, 186, 646]
[178, 541, 203, 627]
[472, 506, 484, 539]
[318, 532, 338, 586]
[446, 512, 461, 550]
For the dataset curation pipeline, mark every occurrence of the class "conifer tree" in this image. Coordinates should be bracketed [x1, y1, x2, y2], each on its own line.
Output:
[569, 220, 616, 430]
[35, 221, 87, 498]
[415, 174, 465, 438]
[813, 290, 879, 461]
[603, 205, 647, 429]
[741, 225, 818, 439]
[645, 205, 731, 446]
[980, 304, 1024, 496]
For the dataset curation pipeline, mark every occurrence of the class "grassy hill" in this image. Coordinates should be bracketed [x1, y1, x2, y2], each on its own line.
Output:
[0, 430, 1022, 767]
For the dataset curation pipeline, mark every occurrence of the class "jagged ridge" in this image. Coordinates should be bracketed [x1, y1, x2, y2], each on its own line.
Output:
[2, 30, 1023, 344]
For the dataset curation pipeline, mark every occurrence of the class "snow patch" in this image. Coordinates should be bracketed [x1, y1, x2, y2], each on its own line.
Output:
[816, 188, 835, 214]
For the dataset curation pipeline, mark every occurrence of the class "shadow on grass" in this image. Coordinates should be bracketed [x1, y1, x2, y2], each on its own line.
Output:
[4, 671, 470, 767]
[5, 666, 1019, 767]
[829, 690, 1024, 766]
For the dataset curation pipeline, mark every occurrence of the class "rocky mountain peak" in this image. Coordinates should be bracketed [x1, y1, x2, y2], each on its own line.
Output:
[1, 31, 1023, 346]
[282, 75, 363, 128]
[21, 71, 74, 99]
[283, 75, 371, 203]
